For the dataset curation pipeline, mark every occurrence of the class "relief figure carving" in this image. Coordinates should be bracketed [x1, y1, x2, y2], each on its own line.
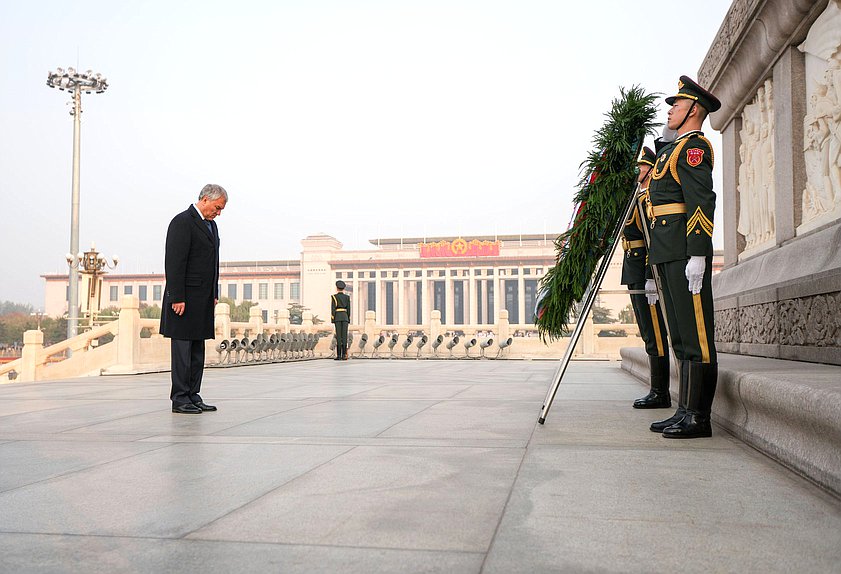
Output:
[798, 1, 841, 227]
[737, 80, 775, 251]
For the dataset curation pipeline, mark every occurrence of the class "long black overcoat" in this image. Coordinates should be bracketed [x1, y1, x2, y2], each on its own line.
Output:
[159, 205, 219, 340]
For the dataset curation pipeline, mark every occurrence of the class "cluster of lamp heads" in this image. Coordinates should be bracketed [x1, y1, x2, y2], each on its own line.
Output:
[46, 67, 109, 94]
[65, 243, 118, 270]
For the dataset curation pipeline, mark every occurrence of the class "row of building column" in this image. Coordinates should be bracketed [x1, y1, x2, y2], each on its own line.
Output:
[346, 268, 536, 327]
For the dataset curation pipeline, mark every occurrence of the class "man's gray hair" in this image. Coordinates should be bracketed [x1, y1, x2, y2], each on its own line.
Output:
[198, 184, 228, 202]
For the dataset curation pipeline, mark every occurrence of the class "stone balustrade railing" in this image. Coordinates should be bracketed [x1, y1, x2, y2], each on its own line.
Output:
[0, 298, 646, 383]
[330, 309, 642, 360]
[0, 296, 330, 383]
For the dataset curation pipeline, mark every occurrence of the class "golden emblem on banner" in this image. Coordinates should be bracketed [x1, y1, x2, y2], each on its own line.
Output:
[417, 237, 500, 258]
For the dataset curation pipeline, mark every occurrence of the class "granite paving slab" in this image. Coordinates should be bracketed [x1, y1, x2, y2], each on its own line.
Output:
[189, 445, 524, 552]
[0, 440, 167, 492]
[215, 399, 438, 437]
[483, 444, 841, 574]
[0, 359, 838, 573]
[0, 533, 484, 574]
[0, 443, 351, 538]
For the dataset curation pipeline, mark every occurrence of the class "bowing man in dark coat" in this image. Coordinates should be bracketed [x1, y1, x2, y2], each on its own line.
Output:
[160, 184, 227, 414]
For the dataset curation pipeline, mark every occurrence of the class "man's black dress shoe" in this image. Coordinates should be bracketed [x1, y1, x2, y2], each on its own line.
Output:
[172, 403, 203, 414]
[194, 401, 217, 412]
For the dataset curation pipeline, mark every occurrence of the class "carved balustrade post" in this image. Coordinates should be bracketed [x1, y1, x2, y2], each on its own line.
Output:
[20, 329, 44, 382]
[215, 302, 231, 340]
[115, 295, 141, 372]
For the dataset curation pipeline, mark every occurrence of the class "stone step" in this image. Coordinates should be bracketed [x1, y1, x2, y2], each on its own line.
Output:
[621, 347, 841, 498]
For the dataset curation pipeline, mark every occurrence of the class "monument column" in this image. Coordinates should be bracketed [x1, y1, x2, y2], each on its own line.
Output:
[469, 269, 478, 325]
[493, 269, 502, 324]
[421, 275, 429, 326]
[375, 272, 382, 324]
[772, 45, 807, 245]
[722, 119, 742, 268]
[445, 271, 454, 325]
[352, 275, 360, 326]
[397, 271, 405, 326]
[517, 268, 526, 327]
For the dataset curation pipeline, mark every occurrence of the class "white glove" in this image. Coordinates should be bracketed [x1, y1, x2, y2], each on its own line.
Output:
[645, 278, 658, 305]
[685, 256, 706, 294]
[661, 125, 678, 143]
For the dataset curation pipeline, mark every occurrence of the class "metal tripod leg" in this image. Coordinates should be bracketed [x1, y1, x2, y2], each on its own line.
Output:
[538, 180, 642, 424]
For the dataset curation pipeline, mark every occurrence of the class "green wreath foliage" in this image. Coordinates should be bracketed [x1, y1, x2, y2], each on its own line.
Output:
[536, 86, 659, 341]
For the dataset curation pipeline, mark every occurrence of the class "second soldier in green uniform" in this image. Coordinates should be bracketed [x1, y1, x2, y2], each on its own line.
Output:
[623, 146, 671, 409]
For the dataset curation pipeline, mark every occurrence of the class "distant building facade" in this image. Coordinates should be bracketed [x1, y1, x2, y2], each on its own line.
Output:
[42, 232, 722, 328]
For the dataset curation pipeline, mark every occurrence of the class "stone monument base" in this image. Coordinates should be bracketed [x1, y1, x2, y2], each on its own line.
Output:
[622, 347, 841, 498]
[713, 220, 841, 366]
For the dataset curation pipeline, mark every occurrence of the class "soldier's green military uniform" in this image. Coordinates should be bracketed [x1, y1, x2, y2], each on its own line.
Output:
[647, 76, 720, 439]
[622, 146, 670, 409]
[331, 281, 351, 360]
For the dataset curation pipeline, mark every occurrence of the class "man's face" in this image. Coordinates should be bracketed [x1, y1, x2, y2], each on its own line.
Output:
[637, 164, 651, 183]
[199, 196, 227, 220]
[667, 98, 694, 130]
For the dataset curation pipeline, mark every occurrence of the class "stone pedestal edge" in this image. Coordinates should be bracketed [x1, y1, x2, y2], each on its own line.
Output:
[622, 347, 841, 498]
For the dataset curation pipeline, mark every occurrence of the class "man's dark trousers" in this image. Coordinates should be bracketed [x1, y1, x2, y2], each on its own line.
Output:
[170, 339, 206, 406]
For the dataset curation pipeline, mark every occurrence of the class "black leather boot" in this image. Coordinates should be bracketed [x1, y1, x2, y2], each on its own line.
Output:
[650, 360, 686, 432]
[663, 361, 718, 439]
[633, 355, 671, 408]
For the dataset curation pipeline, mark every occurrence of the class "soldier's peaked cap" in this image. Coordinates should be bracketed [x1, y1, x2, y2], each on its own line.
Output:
[637, 146, 656, 166]
[665, 75, 721, 113]
[336, 280, 346, 289]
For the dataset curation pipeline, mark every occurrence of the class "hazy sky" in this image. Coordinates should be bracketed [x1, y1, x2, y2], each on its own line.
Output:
[1, 0, 732, 308]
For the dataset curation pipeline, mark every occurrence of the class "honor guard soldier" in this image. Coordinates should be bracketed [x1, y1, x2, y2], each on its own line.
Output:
[623, 147, 671, 409]
[331, 280, 351, 360]
[646, 76, 721, 438]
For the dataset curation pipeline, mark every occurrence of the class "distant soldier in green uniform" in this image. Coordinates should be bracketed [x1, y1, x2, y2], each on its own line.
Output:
[331, 280, 351, 360]
[623, 146, 671, 409]
[646, 76, 721, 438]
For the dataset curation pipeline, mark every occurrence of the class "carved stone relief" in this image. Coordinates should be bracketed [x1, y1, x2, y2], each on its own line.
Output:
[714, 308, 739, 343]
[715, 291, 841, 348]
[738, 302, 778, 344]
[798, 0, 841, 232]
[698, 0, 762, 87]
[779, 292, 841, 347]
[737, 79, 776, 253]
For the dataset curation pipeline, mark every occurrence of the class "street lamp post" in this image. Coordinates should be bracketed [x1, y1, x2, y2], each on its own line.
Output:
[67, 243, 118, 330]
[46, 67, 109, 339]
[30, 310, 44, 331]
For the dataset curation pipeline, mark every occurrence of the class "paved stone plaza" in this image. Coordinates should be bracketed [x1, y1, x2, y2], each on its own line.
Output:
[0, 359, 839, 573]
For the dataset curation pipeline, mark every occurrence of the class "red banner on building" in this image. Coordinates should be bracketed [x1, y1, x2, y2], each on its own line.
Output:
[418, 238, 500, 258]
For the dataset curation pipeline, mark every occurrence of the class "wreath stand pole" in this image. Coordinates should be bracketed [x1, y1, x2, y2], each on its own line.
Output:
[538, 179, 642, 425]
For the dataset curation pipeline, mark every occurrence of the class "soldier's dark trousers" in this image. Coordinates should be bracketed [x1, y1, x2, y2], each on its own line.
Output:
[651, 256, 718, 438]
[335, 321, 349, 360]
[629, 282, 671, 408]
